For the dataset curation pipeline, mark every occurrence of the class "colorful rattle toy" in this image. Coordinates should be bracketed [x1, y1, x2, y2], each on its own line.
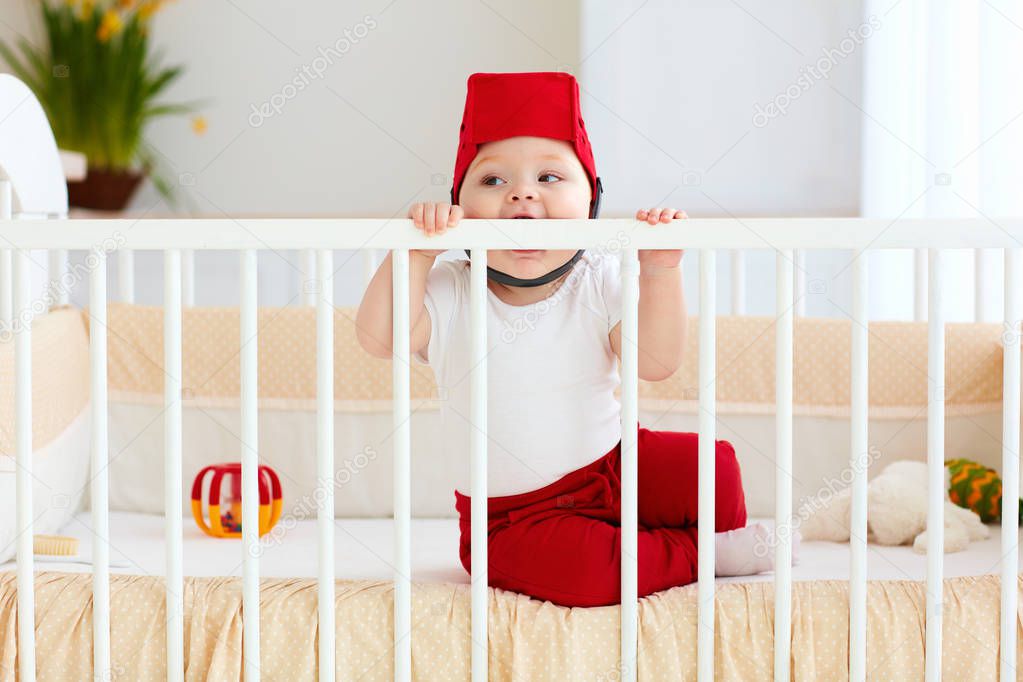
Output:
[191, 463, 283, 538]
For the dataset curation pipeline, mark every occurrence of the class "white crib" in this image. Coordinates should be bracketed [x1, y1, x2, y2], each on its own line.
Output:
[0, 73, 1021, 682]
[1, 214, 1021, 682]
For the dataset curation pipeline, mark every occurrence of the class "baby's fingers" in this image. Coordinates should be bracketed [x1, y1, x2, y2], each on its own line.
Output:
[422, 203, 437, 234]
[432, 204, 454, 234]
[448, 205, 464, 227]
[409, 202, 425, 229]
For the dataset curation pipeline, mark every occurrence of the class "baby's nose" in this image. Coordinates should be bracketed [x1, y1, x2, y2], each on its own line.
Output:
[511, 190, 536, 201]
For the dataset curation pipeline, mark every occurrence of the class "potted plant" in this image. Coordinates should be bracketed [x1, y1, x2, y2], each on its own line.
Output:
[0, 0, 202, 210]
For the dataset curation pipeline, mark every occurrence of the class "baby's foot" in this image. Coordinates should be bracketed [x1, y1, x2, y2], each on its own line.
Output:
[713, 522, 801, 577]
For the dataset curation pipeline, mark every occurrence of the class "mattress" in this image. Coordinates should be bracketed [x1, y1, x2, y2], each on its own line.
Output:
[1, 512, 1020, 681]
[2, 511, 1016, 585]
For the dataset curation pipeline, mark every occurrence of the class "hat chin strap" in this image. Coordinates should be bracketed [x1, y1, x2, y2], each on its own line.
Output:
[460, 248, 585, 287]
[457, 177, 603, 289]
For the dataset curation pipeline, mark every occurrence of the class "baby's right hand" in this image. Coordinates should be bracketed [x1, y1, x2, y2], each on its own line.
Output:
[409, 202, 464, 257]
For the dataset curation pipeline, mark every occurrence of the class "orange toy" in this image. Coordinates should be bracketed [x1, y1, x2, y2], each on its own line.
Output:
[191, 463, 282, 538]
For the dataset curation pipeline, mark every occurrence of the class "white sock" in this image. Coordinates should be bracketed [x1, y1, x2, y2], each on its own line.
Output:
[713, 522, 801, 577]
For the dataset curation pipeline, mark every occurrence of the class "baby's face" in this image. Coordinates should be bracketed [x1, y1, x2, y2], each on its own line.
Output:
[458, 136, 591, 282]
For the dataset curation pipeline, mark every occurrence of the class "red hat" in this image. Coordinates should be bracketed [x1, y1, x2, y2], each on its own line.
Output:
[451, 72, 598, 206]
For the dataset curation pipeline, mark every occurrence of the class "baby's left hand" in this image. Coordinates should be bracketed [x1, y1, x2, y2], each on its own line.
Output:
[635, 207, 687, 271]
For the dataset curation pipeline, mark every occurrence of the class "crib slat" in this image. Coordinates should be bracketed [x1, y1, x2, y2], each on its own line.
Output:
[730, 249, 745, 315]
[794, 249, 806, 317]
[164, 249, 184, 682]
[14, 245, 36, 682]
[240, 249, 261, 680]
[1001, 247, 1020, 682]
[90, 248, 112, 681]
[914, 248, 927, 322]
[363, 249, 378, 290]
[0, 179, 10, 329]
[392, 248, 412, 682]
[697, 249, 716, 682]
[302, 249, 316, 306]
[620, 247, 640, 682]
[48, 248, 68, 307]
[1, 252, 10, 329]
[182, 249, 195, 307]
[120, 250, 135, 304]
[469, 247, 488, 682]
[774, 250, 794, 682]
[316, 249, 336, 682]
[849, 253, 868, 681]
[974, 248, 988, 322]
[925, 248, 944, 682]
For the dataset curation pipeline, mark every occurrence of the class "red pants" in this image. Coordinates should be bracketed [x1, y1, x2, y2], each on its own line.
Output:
[454, 427, 748, 607]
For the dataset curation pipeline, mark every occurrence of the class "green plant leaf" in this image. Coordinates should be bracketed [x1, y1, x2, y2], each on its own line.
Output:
[0, 0, 199, 201]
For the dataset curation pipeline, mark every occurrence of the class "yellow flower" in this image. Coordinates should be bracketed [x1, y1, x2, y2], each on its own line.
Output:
[96, 9, 122, 42]
[191, 115, 208, 135]
[117, 0, 136, 10]
[137, 0, 166, 21]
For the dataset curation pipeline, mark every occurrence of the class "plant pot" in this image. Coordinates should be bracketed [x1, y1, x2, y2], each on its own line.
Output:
[67, 167, 146, 211]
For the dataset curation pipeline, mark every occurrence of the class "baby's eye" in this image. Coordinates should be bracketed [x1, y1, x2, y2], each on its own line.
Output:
[482, 176, 505, 186]
[538, 173, 560, 183]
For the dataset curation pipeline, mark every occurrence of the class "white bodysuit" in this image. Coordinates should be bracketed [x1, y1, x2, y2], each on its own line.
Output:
[412, 251, 624, 497]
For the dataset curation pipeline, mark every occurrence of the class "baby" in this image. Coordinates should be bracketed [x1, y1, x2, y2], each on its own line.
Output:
[356, 72, 785, 607]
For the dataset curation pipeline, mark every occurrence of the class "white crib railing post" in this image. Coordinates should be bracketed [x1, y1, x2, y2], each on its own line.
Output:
[182, 249, 195, 307]
[47, 248, 68, 308]
[925, 248, 945, 682]
[620, 247, 640, 682]
[697, 249, 716, 682]
[363, 249, 378, 290]
[302, 249, 316, 306]
[240, 249, 261, 680]
[914, 248, 927, 322]
[90, 247, 112, 682]
[774, 250, 794, 682]
[1000, 247, 1020, 682]
[469, 247, 488, 682]
[119, 250, 134, 304]
[849, 253, 869, 681]
[15, 245, 36, 682]
[1, 250, 10, 329]
[730, 249, 745, 315]
[794, 249, 806, 317]
[392, 248, 412, 682]
[316, 249, 336, 682]
[1, 180, 12, 331]
[163, 249, 184, 682]
[974, 248, 988, 322]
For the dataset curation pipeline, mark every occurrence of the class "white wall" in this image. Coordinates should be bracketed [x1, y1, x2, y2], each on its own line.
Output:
[1, 0, 872, 313]
[2, 0, 582, 307]
[580, 0, 867, 319]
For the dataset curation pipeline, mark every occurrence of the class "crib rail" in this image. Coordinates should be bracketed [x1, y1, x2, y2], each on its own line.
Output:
[1, 215, 1021, 681]
[5, 216, 1023, 249]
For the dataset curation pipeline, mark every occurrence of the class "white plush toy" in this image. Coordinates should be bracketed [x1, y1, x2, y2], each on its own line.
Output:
[798, 460, 989, 553]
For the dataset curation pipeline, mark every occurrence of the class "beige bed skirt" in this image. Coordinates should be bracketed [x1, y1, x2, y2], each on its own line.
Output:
[0, 571, 1017, 681]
